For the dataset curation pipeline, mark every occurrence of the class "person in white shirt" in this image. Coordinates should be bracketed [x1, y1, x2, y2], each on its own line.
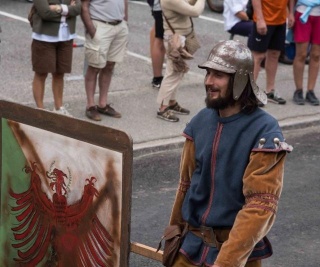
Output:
[223, 0, 253, 37]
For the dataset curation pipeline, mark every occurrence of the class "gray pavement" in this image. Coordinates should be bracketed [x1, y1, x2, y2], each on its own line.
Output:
[1, 0, 320, 157]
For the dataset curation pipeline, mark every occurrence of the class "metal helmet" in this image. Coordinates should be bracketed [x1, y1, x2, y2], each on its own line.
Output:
[198, 40, 267, 104]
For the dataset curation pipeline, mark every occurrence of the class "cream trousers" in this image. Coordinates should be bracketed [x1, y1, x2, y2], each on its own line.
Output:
[156, 39, 186, 106]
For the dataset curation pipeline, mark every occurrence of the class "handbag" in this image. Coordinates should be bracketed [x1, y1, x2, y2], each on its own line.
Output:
[163, 13, 200, 56]
[157, 225, 186, 267]
[185, 28, 200, 55]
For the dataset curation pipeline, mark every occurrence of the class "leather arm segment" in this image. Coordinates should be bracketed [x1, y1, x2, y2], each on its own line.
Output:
[215, 151, 287, 267]
[169, 139, 195, 228]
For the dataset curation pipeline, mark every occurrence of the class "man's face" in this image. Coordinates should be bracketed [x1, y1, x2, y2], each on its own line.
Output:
[204, 69, 234, 110]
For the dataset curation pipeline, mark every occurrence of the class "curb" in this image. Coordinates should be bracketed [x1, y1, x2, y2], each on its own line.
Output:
[133, 116, 320, 158]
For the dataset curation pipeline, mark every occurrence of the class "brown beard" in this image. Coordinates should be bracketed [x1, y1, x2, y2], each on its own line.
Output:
[205, 86, 236, 110]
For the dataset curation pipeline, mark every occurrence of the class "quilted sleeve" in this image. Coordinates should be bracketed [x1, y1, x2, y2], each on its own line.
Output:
[215, 151, 287, 267]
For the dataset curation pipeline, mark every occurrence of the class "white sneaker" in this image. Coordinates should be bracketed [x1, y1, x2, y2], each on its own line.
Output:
[53, 105, 73, 117]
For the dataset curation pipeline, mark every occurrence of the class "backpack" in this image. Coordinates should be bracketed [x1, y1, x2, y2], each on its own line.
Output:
[28, 4, 36, 27]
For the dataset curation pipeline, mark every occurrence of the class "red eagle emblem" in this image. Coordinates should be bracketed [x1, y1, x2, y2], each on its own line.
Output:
[9, 162, 114, 266]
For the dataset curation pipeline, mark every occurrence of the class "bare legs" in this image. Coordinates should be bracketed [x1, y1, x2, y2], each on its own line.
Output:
[252, 49, 280, 93]
[294, 43, 320, 91]
[52, 73, 64, 109]
[150, 25, 165, 78]
[32, 72, 47, 109]
[32, 72, 65, 109]
[293, 42, 309, 90]
[293, 42, 320, 105]
[85, 61, 115, 109]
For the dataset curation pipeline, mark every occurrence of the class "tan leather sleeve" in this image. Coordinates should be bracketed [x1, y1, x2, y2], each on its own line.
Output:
[169, 139, 196, 228]
[215, 151, 287, 267]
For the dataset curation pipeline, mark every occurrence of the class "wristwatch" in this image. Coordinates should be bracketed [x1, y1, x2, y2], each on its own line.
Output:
[56, 4, 62, 14]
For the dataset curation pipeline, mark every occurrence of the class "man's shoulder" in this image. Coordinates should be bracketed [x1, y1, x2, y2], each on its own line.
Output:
[253, 108, 278, 123]
[250, 108, 282, 134]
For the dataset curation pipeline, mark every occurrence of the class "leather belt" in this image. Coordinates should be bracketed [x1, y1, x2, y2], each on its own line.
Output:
[94, 19, 122, 26]
[187, 224, 231, 249]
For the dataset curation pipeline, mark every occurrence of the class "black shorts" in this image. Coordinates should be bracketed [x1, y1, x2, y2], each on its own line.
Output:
[152, 10, 164, 39]
[248, 23, 286, 52]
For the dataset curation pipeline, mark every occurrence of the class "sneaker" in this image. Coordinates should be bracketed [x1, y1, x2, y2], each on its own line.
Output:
[97, 104, 121, 118]
[157, 107, 179, 122]
[53, 105, 72, 117]
[86, 106, 101, 121]
[151, 76, 163, 88]
[306, 90, 320, 106]
[168, 102, 190, 115]
[266, 90, 286, 104]
[293, 90, 305, 105]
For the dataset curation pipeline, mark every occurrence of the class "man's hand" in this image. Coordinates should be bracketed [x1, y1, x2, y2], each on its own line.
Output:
[287, 13, 295, 28]
[256, 19, 267, 35]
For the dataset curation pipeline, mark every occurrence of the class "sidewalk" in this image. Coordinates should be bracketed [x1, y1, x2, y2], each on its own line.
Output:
[2, 51, 320, 157]
[60, 53, 320, 157]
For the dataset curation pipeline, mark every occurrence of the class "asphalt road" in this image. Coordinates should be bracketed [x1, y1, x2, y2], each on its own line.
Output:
[0, 0, 242, 104]
[1, 2, 319, 266]
[130, 126, 320, 267]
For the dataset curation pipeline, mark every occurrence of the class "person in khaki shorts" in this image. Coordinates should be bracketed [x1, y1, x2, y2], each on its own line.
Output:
[81, 0, 128, 121]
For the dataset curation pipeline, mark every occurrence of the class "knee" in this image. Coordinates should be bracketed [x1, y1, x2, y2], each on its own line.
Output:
[310, 52, 320, 62]
[296, 51, 308, 61]
[268, 50, 281, 59]
[154, 38, 164, 47]
[253, 53, 265, 64]
[35, 72, 48, 81]
[104, 61, 116, 72]
[52, 73, 64, 80]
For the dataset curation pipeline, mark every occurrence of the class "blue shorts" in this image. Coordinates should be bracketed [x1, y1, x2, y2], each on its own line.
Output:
[248, 23, 286, 52]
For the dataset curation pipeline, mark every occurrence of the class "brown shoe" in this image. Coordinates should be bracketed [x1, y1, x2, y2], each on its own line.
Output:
[168, 102, 190, 115]
[97, 104, 121, 118]
[86, 106, 101, 121]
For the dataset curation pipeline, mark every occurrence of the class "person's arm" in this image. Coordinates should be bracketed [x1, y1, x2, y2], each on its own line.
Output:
[169, 139, 195, 229]
[287, 0, 295, 28]
[124, 0, 128, 21]
[161, 0, 206, 17]
[33, 0, 62, 22]
[63, 0, 81, 17]
[235, 10, 249, 21]
[81, 0, 96, 38]
[214, 151, 287, 267]
[252, 0, 267, 35]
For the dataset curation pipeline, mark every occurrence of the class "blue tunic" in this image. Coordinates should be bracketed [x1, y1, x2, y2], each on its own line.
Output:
[180, 107, 285, 265]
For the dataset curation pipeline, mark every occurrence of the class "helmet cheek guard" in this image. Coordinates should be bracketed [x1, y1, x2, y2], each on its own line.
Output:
[198, 40, 267, 105]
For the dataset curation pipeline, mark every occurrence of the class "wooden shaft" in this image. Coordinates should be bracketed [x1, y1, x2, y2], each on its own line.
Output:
[130, 242, 163, 262]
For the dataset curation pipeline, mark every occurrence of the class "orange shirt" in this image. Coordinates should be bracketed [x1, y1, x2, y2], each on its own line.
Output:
[253, 0, 288, 25]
